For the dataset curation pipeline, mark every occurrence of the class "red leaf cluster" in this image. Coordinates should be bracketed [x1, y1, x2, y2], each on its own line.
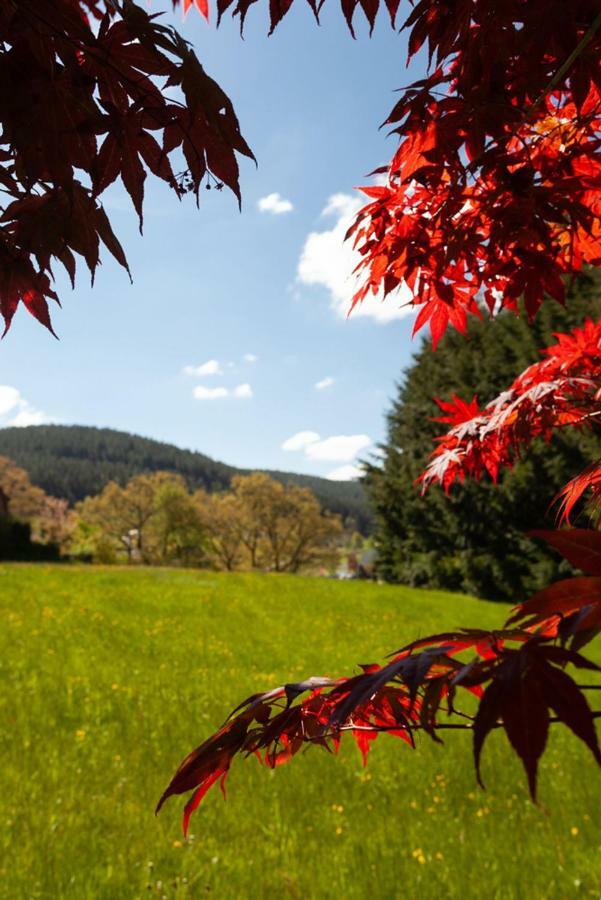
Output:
[0, 1, 253, 334]
[509, 529, 601, 650]
[190, 0, 601, 345]
[419, 318, 601, 506]
[157, 528, 601, 835]
[344, 2, 601, 346]
[158, 601, 600, 833]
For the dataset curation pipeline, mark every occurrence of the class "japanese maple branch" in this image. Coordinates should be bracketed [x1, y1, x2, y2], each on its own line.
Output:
[330, 712, 601, 736]
[19, 1, 207, 194]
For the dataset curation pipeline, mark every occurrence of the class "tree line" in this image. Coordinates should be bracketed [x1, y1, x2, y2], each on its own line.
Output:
[0, 461, 344, 574]
[0, 425, 371, 533]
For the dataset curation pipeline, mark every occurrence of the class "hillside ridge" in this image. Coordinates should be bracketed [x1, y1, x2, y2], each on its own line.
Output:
[0, 424, 372, 532]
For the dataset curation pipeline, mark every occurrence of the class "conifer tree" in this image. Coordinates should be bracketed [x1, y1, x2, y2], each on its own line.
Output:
[364, 275, 601, 600]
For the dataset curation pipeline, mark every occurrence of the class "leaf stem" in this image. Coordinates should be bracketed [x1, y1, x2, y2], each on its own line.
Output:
[328, 712, 601, 736]
[526, 11, 601, 117]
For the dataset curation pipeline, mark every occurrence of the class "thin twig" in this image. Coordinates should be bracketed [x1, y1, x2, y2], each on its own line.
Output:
[322, 712, 601, 737]
[526, 11, 601, 117]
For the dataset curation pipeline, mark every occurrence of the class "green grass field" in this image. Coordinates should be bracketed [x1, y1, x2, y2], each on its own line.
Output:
[1, 564, 600, 899]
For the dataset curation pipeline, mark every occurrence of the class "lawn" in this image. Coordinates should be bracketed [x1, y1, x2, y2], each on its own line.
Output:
[1, 564, 600, 899]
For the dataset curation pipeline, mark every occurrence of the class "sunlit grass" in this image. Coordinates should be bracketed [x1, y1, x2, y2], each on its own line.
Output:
[1, 564, 600, 899]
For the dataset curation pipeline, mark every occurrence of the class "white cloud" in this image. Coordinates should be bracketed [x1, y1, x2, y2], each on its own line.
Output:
[258, 192, 294, 215]
[193, 383, 253, 401]
[327, 464, 363, 481]
[244, 353, 258, 364]
[315, 376, 334, 391]
[297, 193, 413, 323]
[0, 385, 51, 428]
[184, 360, 223, 377]
[282, 430, 371, 462]
[193, 385, 229, 400]
[8, 409, 48, 427]
[282, 431, 321, 452]
[0, 386, 21, 416]
[305, 434, 371, 462]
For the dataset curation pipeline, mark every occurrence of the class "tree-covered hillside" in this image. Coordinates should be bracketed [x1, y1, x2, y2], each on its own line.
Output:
[0, 425, 371, 533]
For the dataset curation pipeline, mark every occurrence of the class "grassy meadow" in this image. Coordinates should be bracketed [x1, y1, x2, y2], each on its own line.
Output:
[1, 564, 600, 899]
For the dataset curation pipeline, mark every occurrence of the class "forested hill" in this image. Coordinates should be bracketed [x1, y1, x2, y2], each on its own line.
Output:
[0, 425, 372, 533]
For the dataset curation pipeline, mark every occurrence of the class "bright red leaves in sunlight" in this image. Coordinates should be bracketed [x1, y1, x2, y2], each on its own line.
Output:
[419, 318, 601, 515]
[347, 2, 601, 345]
[195, 0, 601, 347]
[181, 0, 209, 20]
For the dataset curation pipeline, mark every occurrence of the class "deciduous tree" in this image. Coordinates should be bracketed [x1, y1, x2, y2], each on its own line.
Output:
[194, 490, 248, 571]
[145, 476, 208, 565]
[0, 455, 47, 522]
[230, 473, 343, 572]
[77, 471, 191, 562]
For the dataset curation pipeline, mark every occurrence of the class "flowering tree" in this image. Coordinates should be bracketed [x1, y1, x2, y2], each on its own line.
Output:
[1, 1, 600, 832]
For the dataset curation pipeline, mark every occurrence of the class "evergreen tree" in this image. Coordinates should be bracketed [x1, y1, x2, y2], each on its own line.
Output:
[365, 274, 601, 601]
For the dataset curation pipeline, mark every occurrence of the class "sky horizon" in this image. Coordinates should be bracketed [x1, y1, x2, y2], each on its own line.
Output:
[0, 4, 427, 482]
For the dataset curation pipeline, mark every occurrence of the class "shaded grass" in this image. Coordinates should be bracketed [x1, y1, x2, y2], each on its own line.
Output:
[1, 564, 600, 899]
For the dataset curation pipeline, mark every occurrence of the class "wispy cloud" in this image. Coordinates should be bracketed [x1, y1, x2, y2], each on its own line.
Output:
[282, 430, 371, 463]
[315, 376, 334, 391]
[258, 192, 294, 215]
[184, 360, 223, 377]
[193, 383, 253, 401]
[297, 193, 413, 324]
[193, 385, 229, 400]
[281, 431, 320, 452]
[243, 353, 258, 364]
[0, 385, 52, 428]
[305, 434, 371, 462]
[327, 463, 363, 481]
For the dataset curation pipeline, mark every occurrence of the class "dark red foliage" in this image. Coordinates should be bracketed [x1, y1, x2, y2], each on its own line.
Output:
[508, 528, 601, 650]
[157, 622, 600, 833]
[157, 535, 601, 833]
[0, 1, 253, 334]
[528, 528, 601, 576]
[472, 641, 601, 799]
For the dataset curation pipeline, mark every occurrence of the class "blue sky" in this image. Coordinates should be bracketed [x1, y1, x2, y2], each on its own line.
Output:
[0, 3, 427, 480]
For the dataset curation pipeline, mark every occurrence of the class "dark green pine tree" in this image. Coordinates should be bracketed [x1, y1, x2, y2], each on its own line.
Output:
[365, 272, 601, 601]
